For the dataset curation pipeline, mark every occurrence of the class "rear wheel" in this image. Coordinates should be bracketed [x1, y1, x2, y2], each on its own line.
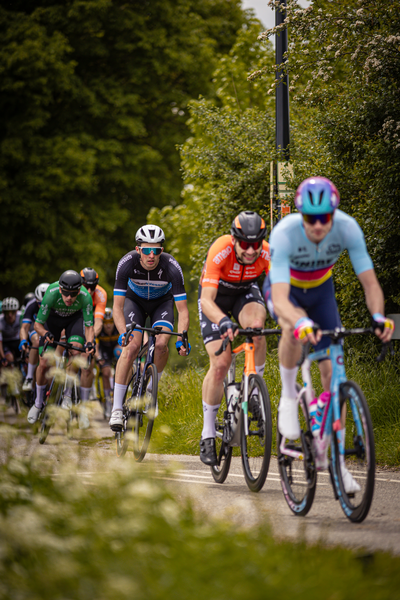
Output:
[332, 381, 375, 523]
[211, 400, 232, 484]
[277, 389, 317, 516]
[132, 364, 157, 462]
[241, 374, 272, 492]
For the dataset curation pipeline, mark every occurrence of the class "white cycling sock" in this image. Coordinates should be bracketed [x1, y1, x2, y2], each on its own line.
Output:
[80, 387, 91, 401]
[113, 383, 127, 411]
[201, 400, 220, 439]
[35, 384, 47, 409]
[255, 363, 265, 378]
[64, 376, 74, 396]
[147, 370, 163, 393]
[280, 365, 299, 399]
[27, 362, 36, 379]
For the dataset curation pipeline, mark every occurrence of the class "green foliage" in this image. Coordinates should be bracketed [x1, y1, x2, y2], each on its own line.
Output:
[1, 433, 400, 598]
[0, 0, 248, 298]
[251, 0, 400, 321]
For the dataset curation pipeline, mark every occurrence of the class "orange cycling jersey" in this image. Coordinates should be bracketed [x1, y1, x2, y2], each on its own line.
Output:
[200, 235, 270, 295]
[92, 285, 107, 320]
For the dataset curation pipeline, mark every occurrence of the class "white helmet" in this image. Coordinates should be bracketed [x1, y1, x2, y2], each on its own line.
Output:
[35, 283, 50, 302]
[2, 297, 20, 311]
[135, 224, 165, 245]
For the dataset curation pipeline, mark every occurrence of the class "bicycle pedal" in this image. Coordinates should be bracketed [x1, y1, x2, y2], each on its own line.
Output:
[109, 423, 123, 432]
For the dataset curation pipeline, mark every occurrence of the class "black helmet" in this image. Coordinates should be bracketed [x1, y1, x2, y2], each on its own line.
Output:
[231, 211, 267, 242]
[59, 270, 82, 291]
[80, 267, 99, 288]
[23, 292, 35, 306]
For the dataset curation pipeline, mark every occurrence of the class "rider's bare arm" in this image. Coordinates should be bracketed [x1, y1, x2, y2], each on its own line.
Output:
[357, 269, 394, 343]
[200, 287, 228, 325]
[112, 295, 126, 336]
[34, 321, 48, 338]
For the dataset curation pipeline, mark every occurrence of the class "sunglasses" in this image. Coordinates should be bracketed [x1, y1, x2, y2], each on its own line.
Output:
[236, 239, 262, 251]
[61, 289, 79, 298]
[302, 213, 333, 225]
[139, 247, 163, 256]
[84, 283, 97, 291]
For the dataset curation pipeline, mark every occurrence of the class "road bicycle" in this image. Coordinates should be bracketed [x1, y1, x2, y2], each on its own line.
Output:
[212, 327, 281, 492]
[37, 339, 90, 444]
[114, 322, 188, 462]
[277, 326, 391, 523]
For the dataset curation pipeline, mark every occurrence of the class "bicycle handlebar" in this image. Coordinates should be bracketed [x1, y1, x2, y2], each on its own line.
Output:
[42, 338, 93, 365]
[124, 322, 189, 352]
[215, 327, 281, 356]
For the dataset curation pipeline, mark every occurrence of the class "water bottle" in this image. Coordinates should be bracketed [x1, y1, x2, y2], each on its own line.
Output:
[311, 391, 330, 436]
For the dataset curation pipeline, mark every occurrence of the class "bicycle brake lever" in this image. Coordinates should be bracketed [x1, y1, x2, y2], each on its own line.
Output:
[297, 341, 311, 367]
[215, 337, 231, 356]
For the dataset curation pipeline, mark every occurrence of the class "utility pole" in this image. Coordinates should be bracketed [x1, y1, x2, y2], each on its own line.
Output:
[272, 0, 291, 224]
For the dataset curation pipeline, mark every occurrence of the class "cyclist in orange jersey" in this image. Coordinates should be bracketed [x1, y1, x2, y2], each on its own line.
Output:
[79, 267, 108, 401]
[198, 211, 270, 466]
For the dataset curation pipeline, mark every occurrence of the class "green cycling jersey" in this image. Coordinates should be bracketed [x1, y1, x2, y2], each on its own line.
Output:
[36, 282, 94, 327]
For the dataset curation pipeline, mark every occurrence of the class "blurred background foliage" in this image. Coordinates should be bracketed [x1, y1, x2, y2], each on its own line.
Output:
[1, 0, 400, 358]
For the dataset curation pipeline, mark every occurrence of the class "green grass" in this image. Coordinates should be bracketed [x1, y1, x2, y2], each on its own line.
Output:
[0, 433, 400, 600]
[154, 345, 400, 467]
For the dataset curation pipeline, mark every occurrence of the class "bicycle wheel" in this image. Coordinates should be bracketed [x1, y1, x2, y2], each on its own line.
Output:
[115, 374, 136, 458]
[211, 400, 233, 484]
[132, 363, 157, 462]
[240, 374, 272, 492]
[10, 395, 21, 415]
[277, 389, 317, 516]
[39, 383, 63, 444]
[332, 380, 375, 523]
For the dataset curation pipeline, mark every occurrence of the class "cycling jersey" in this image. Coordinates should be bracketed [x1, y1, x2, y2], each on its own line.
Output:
[113, 251, 187, 303]
[0, 311, 22, 342]
[92, 285, 107, 320]
[21, 298, 40, 325]
[269, 210, 373, 288]
[96, 325, 119, 348]
[200, 235, 270, 296]
[36, 282, 94, 327]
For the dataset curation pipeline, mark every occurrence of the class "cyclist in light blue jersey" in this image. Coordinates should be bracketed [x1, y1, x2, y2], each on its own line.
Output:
[264, 177, 394, 493]
[110, 224, 190, 429]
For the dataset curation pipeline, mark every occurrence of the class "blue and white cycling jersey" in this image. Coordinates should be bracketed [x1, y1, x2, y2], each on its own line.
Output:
[269, 209, 373, 288]
[114, 251, 187, 303]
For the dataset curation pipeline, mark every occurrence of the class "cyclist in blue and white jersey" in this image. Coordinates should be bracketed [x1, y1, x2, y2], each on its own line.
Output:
[264, 177, 394, 493]
[0, 297, 23, 397]
[109, 224, 190, 429]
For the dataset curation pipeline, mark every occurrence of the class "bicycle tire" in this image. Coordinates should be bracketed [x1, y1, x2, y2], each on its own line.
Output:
[10, 395, 21, 416]
[277, 388, 317, 516]
[240, 374, 272, 492]
[115, 373, 136, 458]
[332, 380, 375, 523]
[211, 397, 233, 483]
[132, 363, 157, 462]
[39, 383, 62, 444]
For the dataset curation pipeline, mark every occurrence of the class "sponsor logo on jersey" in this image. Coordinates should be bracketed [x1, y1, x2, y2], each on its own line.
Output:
[204, 336, 214, 344]
[211, 323, 219, 331]
[201, 321, 207, 329]
[261, 249, 270, 260]
[233, 263, 241, 271]
[116, 254, 133, 277]
[158, 269, 163, 279]
[327, 244, 341, 255]
[212, 245, 232, 265]
[128, 311, 135, 320]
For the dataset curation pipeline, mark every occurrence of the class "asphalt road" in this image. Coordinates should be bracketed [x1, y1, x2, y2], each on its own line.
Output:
[2, 404, 400, 556]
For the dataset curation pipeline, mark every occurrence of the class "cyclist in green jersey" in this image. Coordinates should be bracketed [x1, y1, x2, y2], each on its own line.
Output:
[27, 270, 95, 429]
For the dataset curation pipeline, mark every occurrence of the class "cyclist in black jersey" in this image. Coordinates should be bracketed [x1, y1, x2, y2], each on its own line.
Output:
[109, 224, 190, 429]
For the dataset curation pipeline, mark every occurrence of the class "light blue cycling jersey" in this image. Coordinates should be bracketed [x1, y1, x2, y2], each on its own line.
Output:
[269, 210, 373, 288]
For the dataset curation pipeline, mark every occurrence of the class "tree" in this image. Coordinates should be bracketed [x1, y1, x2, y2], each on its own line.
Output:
[0, 0, 247, 298]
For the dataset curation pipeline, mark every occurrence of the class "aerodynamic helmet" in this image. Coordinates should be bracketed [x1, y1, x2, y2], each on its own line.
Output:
[231, 211, 267, 243]
[80, 267, 99, 288]
[59, 270, 82, 292]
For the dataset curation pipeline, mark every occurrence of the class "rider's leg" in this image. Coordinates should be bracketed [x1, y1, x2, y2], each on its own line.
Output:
[112, 330, 142, 412]
[202, 339, 232, 437]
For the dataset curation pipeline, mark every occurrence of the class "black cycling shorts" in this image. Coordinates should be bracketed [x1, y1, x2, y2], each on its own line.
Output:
[38, 311, 85, 351]
[123, 293, 175, 332]
[198, 283, 265, 345]
[2, 340, 20, 358]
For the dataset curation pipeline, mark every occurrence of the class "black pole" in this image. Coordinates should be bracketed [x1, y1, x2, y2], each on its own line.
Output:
[275, 0, 290, 221]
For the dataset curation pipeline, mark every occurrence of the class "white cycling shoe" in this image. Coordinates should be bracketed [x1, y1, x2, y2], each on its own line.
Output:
[79, 407, 90, 430]
[27, 404, 41, 424]
[61, 395, 72, 411]
[278, 395, 300, 440]
[22, 378, 33, 392]
[109, 409, 123, 429]
[341, 466, 361, 494]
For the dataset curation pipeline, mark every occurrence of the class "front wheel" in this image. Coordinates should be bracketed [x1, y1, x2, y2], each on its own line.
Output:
[277, 388, 317, 516]
[115, 374, 136, 458]
[211, 400, 233, 484]
[240, 374, 272, 492]
[39, 383, 62, 444]
[332, 380, 375, 523]
[133, 363, 157, 462]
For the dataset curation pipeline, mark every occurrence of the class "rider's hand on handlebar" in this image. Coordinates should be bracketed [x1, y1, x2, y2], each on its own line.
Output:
[1, 357, 8, 367]
[294, 317, 321, 346]
[219, 316, 238, 342]
[176, 340, 191, 356]
[372, 313, 395, 344]
[84, 341, 96, 355]
[19, 339, 28, 352]
[44, 331, 54, 343]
